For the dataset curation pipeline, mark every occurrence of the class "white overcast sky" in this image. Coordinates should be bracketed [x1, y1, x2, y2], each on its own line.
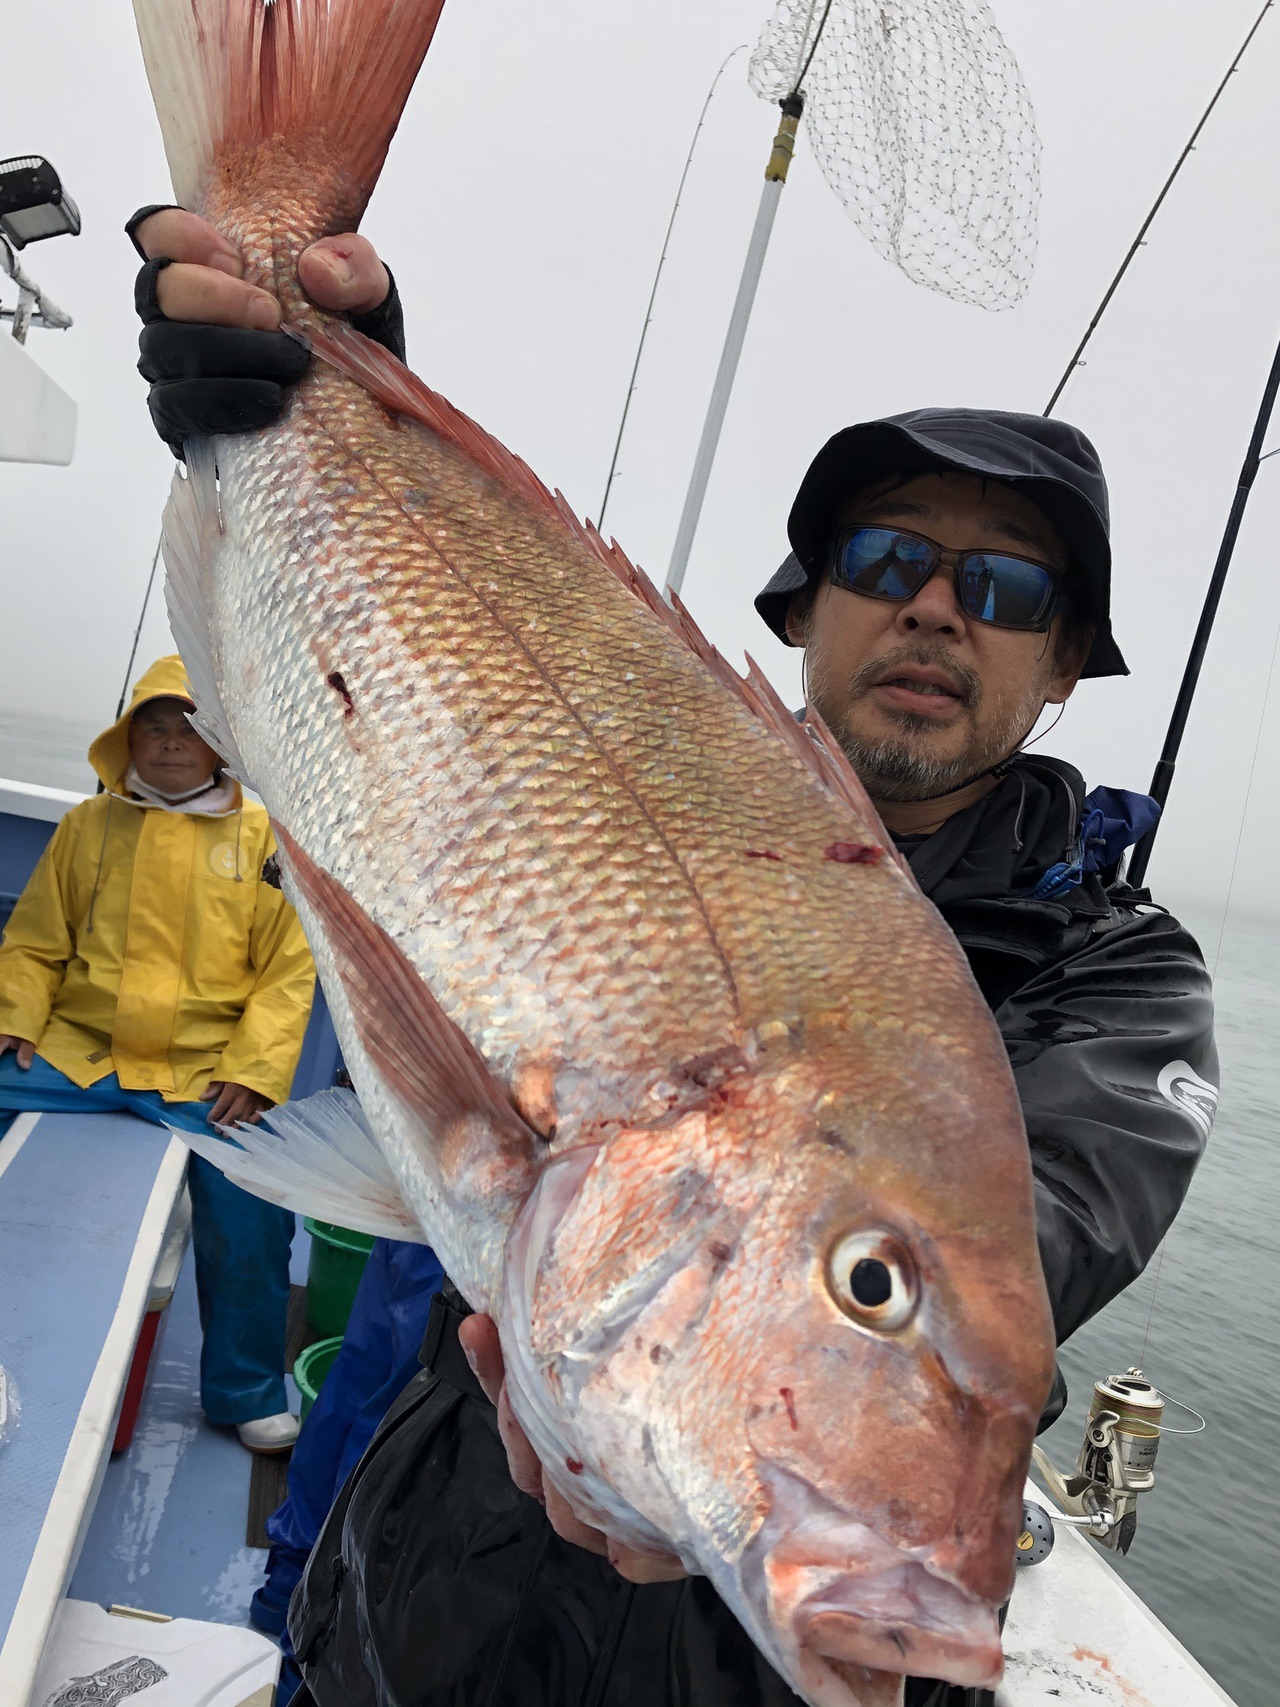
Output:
[3, 0, 1280, 923]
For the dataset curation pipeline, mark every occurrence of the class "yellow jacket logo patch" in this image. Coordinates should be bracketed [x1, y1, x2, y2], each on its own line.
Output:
[210, 840, 250, 880]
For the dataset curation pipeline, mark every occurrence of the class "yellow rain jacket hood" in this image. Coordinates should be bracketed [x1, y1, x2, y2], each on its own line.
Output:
[87, 653, 230, 800]
[0, 656, 314, 1103]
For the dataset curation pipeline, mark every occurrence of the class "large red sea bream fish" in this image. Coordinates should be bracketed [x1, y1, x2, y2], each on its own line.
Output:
[130, 0, 1056, 1699]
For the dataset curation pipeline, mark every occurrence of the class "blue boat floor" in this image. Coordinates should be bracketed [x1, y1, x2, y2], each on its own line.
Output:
[68, 1224, 311, 1625]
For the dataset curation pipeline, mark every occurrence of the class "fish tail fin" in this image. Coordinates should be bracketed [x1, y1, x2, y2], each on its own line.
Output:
[174, 1085, 429, 1241]
[131, 0, 445, 213]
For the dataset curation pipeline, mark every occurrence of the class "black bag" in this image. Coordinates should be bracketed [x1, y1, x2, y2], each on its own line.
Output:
[290, 1288, 984, 1707]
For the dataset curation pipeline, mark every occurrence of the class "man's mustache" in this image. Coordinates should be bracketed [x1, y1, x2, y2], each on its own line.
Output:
[847, 647, 981, 712]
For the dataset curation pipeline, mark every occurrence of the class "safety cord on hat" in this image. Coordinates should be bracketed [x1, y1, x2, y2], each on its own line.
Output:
[895, 700, 1067, 804]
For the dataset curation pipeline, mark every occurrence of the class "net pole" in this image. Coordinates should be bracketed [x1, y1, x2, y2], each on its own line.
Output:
[665, 96, 803, 598]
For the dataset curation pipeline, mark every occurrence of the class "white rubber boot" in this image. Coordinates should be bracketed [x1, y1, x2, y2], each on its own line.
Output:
[236, 1411, 300, 1454]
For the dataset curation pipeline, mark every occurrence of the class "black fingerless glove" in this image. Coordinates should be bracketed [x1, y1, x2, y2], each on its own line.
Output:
[127, 204, 407, 456]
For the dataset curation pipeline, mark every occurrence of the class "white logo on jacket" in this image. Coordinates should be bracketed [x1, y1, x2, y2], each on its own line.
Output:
[1157, 1060, 1218, 1141]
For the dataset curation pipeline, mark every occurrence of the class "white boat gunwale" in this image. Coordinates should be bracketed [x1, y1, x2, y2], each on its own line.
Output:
[0, 1123, 189, 1706]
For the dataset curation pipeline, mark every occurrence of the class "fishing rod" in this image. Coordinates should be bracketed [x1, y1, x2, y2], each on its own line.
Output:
[1127, 327, 1280, 887]
[597, 45, 748, 535]
[1044, 0, 1275, 416]
[1035, 1, 1280, 882]
[666, 0, 836, 596]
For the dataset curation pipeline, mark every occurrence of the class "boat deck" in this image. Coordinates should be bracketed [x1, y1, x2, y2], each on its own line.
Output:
[68, 1221, 311, 1626]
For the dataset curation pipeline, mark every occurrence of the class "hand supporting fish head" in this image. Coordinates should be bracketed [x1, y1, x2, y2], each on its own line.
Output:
[505, 1028, 1055, 1706]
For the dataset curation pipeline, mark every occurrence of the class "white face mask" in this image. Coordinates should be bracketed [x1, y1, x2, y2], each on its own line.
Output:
[122, 762, 238, 816]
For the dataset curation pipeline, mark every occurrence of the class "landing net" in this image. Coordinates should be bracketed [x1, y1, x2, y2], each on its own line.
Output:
[749, 0, 1041, 310]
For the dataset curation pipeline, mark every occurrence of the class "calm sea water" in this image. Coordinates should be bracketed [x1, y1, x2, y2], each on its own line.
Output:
[1, 714, 1276, 1704]
[0, 708, 100, 795]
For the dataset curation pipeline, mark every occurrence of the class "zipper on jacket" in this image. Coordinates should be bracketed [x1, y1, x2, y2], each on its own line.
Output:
[581, 1580, 637, 1707]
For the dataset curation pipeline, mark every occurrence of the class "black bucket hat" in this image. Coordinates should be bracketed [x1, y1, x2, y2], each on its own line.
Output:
[754, 408, 1127, 678]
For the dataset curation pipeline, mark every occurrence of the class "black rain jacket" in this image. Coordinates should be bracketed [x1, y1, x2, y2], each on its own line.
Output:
[288, 754, 1217, 1707]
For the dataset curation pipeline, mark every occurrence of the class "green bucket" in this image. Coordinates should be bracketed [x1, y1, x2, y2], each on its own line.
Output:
[303, 1218, 375, 1338]
[294, 1335, 343, 1423]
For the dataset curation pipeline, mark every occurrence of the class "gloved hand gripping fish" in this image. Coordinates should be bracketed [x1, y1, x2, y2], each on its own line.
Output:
[131, 1, 1056, 1699]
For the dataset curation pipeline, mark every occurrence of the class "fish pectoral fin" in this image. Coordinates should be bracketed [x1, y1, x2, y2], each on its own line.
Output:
[172, 1086, 425, 1240]
[274, 823, 540, 1184]
[161, 438, 248, 778]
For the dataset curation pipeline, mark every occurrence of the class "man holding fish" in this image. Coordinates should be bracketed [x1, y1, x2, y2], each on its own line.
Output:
[123, 0, 1220, 1690]
[126, 200, 1216, 1707]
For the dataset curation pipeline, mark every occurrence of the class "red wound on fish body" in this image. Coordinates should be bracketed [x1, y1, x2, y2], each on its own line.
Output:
[566, 1458, 584, 1475]
[824, 842, 882, 865]
[780, 1387, 799, 1430]
[327, 672, 355, 716]
[745, 849, 783, 862]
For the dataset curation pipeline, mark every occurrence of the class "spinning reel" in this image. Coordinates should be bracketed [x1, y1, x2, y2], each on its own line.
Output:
[1015, 1367, 1204, 1566]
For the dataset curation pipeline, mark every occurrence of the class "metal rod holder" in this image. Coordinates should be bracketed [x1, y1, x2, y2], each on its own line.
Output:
[0, 234, 72, 343]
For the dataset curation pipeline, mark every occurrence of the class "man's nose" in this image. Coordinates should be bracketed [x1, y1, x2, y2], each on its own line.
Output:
[894, 564, 968, 638]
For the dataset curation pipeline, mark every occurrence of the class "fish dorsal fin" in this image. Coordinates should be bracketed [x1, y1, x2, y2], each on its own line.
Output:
[174, 1086, 426, 1240]
[307, 323, 890, 840]
[306, 319, 569, 532]
[273, 821, 539, 1169]
[554, 500, 887, 832]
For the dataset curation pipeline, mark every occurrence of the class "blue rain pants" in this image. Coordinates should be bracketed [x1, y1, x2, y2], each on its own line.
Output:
[0, 1052, 294, 1425]
[249, 1237, 444, 1703]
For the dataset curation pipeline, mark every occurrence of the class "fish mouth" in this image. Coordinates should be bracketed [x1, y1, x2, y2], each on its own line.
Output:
[795, 1562, 1003, 1689]
[748, 1467, 1006, 1692]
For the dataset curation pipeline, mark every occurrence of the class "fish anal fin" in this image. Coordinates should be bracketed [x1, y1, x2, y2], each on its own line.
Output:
[273, 822, 538, 1185]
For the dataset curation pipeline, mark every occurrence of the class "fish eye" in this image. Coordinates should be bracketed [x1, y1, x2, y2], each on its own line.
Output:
[826, 1229, 918, 1332]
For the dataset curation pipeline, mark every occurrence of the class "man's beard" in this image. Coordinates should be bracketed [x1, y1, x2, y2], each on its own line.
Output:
[806, 644, 1044, 804]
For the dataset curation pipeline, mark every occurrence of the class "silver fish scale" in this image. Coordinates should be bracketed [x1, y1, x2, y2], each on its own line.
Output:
[191, 350, 975, 1146]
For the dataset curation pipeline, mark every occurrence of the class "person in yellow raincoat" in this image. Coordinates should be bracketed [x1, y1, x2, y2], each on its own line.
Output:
[0, 655, 315, 1452]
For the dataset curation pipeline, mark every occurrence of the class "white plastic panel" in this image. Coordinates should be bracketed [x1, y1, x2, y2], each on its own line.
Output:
[30, 1598, 278, 1707]
[0, 335, 76, 465]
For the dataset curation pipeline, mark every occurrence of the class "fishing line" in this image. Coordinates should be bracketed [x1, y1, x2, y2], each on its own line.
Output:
[1044, 0, 1275, 416]
[1137, 1242, 1168, 1369]
[96, 528, 164, 795]
[596, 44, 748, 532]
[114, 529, 164, 721]
[1208, 587, 1280, 979]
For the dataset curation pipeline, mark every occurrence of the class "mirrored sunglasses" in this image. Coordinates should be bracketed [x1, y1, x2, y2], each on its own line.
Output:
[830, 526, 1061, 632]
